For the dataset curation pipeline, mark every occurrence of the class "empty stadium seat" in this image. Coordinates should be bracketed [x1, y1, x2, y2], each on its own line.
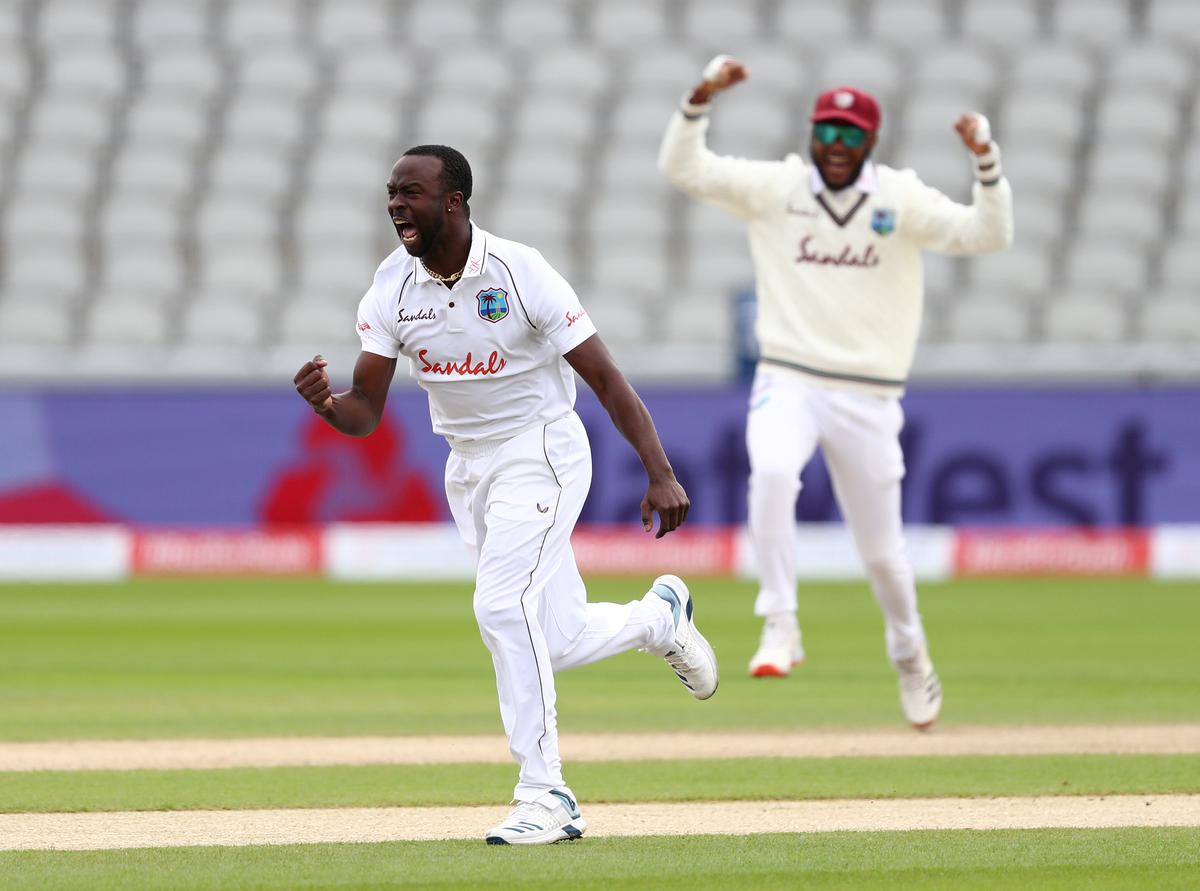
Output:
[512, 96, 597, 150]
[208, 145, 294, 200]
[1000, 91, 1086, 148]
[405, 0, 485, 44]
[26, 92, 115, 148]
[944, 295, 1031, 344]
[333, 45, 412, 98]
[1008, 44, 1094, 98]
[142, 48, 223, 97]
[1074, 194, 1163, 246]
[198, 245, 284, 295]
[1093, 89, 1180, 147]
[1145, 0, 1200, 48]
[37, 0, 118, 45]
[131, 0, 212, 48]
[1140, 293, 1200, 342]
[222, 0, 304, 48]
[1043, 299, 1127, 343]
[705, 94, 793, 158]
[222, 94, 307, 148]
[103, 245, 186, 293]
[1086, 146, 1171, 198]
[195, 193, 279, 246]
[279, 298, 363, 345]
[910, 46, 999, 100]
[661, 293, 729, 346]
[817, 45, 904, 103]
[236, 46, 319, 98]
[1, 240, 86, 299]
[960, 0, 1040, 48]
[1063, 241, 1148, 295]
[964, 243, 1052, 300]
[496, 0, 574, 46]
[312, 0, 390, 48]
[589, 0, 669, 49]
[1161, 243, 1200, 290]
[42, 46, 127, 98]
[1012, 194, 1064, 243]
[125, 94, 214, 149]
[1000, 140, 1076, 198]
[1108, 42, 1193, 94]
[180, 298, 264, 346]
[10, 144, 98, 196]
[86, 297, 171, 346]
[527, 47, 613, 98]
[0, 45, 32, 101]
[1054, 0, 1132, 48]
[100, 195, 183, 245]
[682, 0, 762, 43]
[0, 299, 75, 346]
[295, 241, 381, 294]
[110, 145, 198, 199]
[681, 240, 754, 292]
[868, 0, 949, 47]
[775, 1, 854, 47]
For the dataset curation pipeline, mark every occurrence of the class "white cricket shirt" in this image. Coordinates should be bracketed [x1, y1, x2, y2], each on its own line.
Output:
[356, 222, 598, 445]
[659, 109, 1014, 396]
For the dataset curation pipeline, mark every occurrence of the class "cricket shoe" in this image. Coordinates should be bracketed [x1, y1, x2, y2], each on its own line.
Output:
[896, 644, 942, 730]
[484, 789, 586, 845]
[748, 615, 804, 678]
[650, 574, 719, 700]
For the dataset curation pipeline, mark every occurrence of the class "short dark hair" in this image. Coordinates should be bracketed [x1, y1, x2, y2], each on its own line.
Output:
[402, 144, 473, 203]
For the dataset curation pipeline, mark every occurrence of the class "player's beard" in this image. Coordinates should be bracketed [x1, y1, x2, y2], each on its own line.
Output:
[398, 216, 443, 257]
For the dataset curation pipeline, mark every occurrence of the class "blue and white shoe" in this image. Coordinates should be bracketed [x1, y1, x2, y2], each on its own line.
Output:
[650, 574, 719, 700]
[484, 789, 587, 845]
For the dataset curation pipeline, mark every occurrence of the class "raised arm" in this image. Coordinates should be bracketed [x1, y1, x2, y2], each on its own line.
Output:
[293, 350, 398, 437]
[564, 335, 689, 539]
[903, 113, 1014, 255]
[657, 55, 783, 218]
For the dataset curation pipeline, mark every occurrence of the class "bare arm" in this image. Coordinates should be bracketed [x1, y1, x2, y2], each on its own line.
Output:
[564, 335, 689, 538]
[292, 351, 398, 437]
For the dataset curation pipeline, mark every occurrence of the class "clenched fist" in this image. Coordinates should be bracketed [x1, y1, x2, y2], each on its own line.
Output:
[954, 113, 993, 156]
[689, 55, 748, 105]
[294, 355, 333, 413]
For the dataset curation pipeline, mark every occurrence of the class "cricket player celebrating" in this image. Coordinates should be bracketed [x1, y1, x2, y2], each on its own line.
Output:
[293, 145, 717, 845]
[659, 58, 1012, 729]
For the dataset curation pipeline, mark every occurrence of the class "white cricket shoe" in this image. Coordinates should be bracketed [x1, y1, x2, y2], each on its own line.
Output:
[484, 789, 586, 845]
[748, 615, 804, 678]
[896, 645, 942, 730]
[650, 574, 719, 700]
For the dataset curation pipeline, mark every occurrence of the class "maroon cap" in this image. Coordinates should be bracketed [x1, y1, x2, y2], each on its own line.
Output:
[810, 86, 881, 132]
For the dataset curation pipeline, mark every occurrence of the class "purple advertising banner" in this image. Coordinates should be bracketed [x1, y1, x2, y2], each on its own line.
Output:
[4, 386, 1199, 527]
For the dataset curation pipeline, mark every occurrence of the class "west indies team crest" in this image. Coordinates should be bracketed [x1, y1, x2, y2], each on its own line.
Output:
[476, 287, 509, 323]
[871, 208, 896, 236]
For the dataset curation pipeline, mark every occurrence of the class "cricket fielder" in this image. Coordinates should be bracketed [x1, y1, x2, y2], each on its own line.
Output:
[659, 57, 1012, 728]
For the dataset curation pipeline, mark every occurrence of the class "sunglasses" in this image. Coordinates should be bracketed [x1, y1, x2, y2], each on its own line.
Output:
[814, 122, 868, 148]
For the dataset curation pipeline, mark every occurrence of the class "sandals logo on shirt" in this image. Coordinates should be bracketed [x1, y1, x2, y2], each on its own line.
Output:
[871, 208, 896, 236]
[476, 288, 509, 323]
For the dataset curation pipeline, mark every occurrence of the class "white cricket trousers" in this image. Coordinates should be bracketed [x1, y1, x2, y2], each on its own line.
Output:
[445, 411, 673, 803]
[746, 365, 927, 664]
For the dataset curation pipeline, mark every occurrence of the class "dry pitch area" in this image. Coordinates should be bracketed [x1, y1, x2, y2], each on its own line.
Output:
[2, 724, 1197, 850]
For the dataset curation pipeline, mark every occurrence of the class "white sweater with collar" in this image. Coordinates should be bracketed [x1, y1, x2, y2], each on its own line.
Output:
[658, 109, 1014, 396]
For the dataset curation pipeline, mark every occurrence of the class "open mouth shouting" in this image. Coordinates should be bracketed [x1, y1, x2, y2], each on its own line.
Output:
[393, 217, 419, 244]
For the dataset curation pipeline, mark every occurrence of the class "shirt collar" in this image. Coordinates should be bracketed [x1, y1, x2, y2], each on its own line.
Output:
[413, 221, 487, 285]
[809, 160, 877, 196]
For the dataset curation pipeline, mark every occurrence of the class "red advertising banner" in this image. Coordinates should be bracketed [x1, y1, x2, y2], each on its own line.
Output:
[953, 529, 1151, 577]
[571, 527, 737, 576]
[133, 529, 322, 576]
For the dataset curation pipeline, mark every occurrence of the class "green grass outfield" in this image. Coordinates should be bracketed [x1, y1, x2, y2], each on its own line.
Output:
[1, 755, 1198, 813]
[1, 829, 1198, 891]
[0, 577, 1196, 739]
[0, 576, 1196, 889]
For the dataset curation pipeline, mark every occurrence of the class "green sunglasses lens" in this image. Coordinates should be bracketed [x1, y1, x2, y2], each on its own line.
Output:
[839, 126, 867, 148]
[814, 123, 867, 148]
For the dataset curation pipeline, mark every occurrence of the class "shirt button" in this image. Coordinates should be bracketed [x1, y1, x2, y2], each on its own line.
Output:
[449, 302, 455, 307]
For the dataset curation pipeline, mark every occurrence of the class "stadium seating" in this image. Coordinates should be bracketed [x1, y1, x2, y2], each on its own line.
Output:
[0, 0, 1194, 383]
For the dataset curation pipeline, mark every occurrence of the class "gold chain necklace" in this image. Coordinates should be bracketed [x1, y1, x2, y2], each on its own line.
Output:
[421, 259, 465, 285]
